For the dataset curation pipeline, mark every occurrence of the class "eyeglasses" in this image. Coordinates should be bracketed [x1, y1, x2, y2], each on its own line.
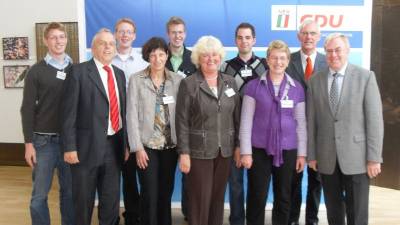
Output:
[117, 30, 134, 36]
[269, 56, 288, 62]
[325, 47, 343, 54]
[300, 31, 318, 36]
[47, 35, 67, 41]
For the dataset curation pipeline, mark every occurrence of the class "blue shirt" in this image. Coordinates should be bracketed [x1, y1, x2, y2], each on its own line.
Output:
[44, 53, 72, 70]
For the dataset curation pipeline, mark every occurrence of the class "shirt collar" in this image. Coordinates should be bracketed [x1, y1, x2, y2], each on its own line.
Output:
[259, 71, 296, 87]
[94, 57, 112, 71]
[44, 53, 72, 70]
[170, 45, 184, 57]
[329, 62, 348, 77]
[300, 50, 317, 64]
[235, 52, 257, 65]
[116, 48, 138, 60]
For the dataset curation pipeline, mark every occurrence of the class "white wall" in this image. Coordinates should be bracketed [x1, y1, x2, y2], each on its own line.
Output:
[0, 0, 83, 143]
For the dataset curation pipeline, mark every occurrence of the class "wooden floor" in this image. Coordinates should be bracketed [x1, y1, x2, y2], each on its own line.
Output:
[0, 166, 399, 225]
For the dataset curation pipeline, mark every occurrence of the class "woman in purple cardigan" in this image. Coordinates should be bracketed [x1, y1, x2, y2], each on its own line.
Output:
[240, 40, 307, 225]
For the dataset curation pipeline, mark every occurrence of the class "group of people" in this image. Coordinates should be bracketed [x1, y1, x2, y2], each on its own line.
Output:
[21, 16, 383, 225]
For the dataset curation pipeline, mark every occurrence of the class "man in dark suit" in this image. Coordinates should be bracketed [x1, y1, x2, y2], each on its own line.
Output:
[286, 19, 327, 225]
[307, 33, 383, 225]
[62, 28, 128, 225]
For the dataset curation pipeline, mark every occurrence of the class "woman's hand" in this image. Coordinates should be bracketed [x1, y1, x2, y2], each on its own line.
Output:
[136, 149, 149, 169]
[179, 154, 191, 174]
[241, 154, 253, 169]
[296, 156, 306, 173]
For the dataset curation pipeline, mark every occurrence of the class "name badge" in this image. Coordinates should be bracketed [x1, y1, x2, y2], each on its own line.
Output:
[281, 96, 294, 108]
[56, 71, 66, 80]
[177, 70, 187, 78]
[163, 96, 175, 104]
[240, 69, 252, 77]
[225, 88, 236, 97]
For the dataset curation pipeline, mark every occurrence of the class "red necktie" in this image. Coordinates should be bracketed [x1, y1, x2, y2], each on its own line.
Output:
[103, 65, 120, 132]
[305, 57, 313, 80]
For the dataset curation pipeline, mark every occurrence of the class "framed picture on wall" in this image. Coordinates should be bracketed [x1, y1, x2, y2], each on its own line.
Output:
[3, 65, 29, 88]
[2, 37, 29, 60]
[35, 22, 79, 63]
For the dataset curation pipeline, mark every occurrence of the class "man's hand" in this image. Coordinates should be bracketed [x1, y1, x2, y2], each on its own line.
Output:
[241, 154, 253, 169]
[308, 160, 318, 171]
[136, 149, 149, 169]
[179, 154, 191, 174]
[233, 147, 242, 168]
[296, 156, 306, 173]
[124, 148, 130, 162]
[25, 143, 36, 168]
[367, 161, 381, 178]
[64, 151, 80, 164]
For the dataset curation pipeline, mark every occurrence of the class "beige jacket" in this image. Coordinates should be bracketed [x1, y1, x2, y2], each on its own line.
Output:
[127, 68, 182, 152]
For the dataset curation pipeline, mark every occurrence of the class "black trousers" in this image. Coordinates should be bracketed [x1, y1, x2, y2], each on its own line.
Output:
[289, 166, 322, 224]
[122, 153, 140, 225]
[321, 163, 370, 225]
[137, 147, 177, 225]
[246, 148, 297, 225]
[70, 135, 121, 225]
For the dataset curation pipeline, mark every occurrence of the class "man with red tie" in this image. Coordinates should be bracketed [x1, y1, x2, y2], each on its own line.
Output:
[286, 19, 327, 225]
[61, 28, 128, 225]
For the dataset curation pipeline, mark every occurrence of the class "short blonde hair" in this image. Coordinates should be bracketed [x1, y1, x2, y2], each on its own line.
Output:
[324, 32, 350, 50]
[266, 40, 290, 60]
[114, 18, 136, 33]
[191, 35, 225, 68]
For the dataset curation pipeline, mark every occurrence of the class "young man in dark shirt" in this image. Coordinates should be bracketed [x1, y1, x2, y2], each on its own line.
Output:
[20, 22, 74, 225]
[165, 16, 196, 220]
[165, 16, 196, 78]
[220, 22, 268, 225]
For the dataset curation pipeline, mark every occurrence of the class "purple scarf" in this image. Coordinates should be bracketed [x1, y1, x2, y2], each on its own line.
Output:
[265, 73, 287, 167]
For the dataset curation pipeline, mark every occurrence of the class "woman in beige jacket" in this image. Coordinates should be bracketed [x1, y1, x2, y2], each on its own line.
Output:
[126, 37, 182, 225]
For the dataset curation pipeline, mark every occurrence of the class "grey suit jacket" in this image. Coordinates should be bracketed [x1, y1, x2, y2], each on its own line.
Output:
[286, 51, 327, 89]
[307, 63, 383, 175]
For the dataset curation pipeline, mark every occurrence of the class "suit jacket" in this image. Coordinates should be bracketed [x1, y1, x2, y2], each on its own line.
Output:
[307, 63, 383, 175]
[286, 51, 327, 89]
[61, 59, 127, 167]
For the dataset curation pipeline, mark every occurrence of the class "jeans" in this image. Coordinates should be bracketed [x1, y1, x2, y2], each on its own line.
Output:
[228, 159, 245, 225]
[30, 133, 74, 225]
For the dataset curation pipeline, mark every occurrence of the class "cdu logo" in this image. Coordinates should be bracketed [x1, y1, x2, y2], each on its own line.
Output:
[271, 5, 297, 30]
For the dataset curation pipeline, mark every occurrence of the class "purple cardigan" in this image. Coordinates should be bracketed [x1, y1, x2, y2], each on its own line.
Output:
[239, 73, 307, 157]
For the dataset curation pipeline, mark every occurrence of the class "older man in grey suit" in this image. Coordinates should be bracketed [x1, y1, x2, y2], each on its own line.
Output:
[307, 33, 383, 225]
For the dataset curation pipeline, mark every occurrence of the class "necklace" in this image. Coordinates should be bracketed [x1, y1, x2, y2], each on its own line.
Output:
[205, 75, 218, 81]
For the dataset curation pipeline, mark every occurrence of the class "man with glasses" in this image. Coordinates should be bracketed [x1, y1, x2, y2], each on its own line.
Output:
[165, 16, 196, 221]
[286, 19, 327, 225]
[112, 18, 148, 225]
[21, 22, 74, 225]
[307, 32, 383, 225]
[165, 16, 196, 78]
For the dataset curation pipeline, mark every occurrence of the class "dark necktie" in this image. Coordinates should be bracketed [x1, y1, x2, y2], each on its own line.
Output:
[329, 73, 339, 114]
[103, 65, 120, 132]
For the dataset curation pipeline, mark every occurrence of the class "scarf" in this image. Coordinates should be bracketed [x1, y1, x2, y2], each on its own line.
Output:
[265, 73, 287, 167]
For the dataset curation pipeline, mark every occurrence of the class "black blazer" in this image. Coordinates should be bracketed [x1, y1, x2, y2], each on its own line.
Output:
[61, 59, 127, 167]
[286, 51, 327, 89]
